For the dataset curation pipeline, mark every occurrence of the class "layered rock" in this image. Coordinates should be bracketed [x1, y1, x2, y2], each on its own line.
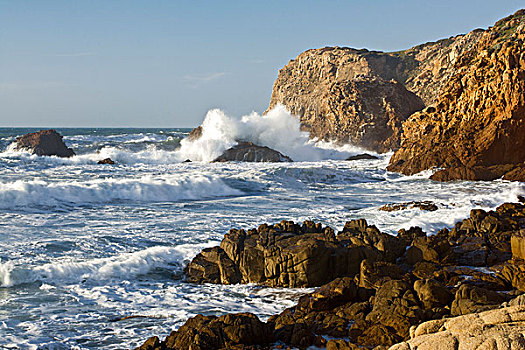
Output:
[388, 10, 525, 181]
[11, 129, 75, 157]
[212, 142, 292, 162]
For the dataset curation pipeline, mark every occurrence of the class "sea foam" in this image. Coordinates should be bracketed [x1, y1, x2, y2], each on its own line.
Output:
[0, 174, 243, 208]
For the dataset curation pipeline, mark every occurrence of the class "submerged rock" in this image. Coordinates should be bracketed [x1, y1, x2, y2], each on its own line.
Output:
[212, 142, 292, 162]
[12, 129, 75, 157]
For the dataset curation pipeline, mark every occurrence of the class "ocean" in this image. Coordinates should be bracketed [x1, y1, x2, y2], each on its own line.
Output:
[0, 109, 524, 349]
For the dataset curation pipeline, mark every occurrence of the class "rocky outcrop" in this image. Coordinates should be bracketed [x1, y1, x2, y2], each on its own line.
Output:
[389, 304, 525, 350]
[186, 219, 405, 288]
[11, 129, 75, 157]
[346, 153, 378, 161]
[266, 24, 485, 152]
[388, 10, 525, 181]
[212, 142, 292, 162]
[97, 158, 115, 165]
[138, 202, 525, 350]
[379, 201, 438, 212]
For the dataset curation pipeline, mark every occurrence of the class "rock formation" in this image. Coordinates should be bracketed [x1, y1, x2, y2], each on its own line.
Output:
[212, 142, 292, 162]
[388, 10, 525, 181]
[138, 201, 525, 350]
[389, 304, 525, 350]
[11, 129, 75, 157]
[266, 25, 484, 152]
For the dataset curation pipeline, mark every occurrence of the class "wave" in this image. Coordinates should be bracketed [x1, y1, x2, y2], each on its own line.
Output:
[0, 244, 208, 288]
[176, 105, 371, 162]
[0, 174, 244, 208]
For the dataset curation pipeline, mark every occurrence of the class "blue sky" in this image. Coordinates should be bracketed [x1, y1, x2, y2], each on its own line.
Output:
[0, 1, 523, 127]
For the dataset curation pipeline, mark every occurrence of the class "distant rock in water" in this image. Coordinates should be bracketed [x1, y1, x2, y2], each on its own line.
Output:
[346, 153, 379, 161]
[97, 158, 115, 165]
[183, 159, 192, 163]
[212, 142, 293, 162]
[188, 126, 202, 141]
[379, 201, 438, 212]
[12, 129, 75, 157]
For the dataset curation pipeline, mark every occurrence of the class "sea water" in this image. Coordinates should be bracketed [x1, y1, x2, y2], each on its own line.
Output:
[0, 108, 523, 349]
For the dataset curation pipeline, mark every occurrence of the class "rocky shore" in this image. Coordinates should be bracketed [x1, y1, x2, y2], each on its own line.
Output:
[136, 200, 525, 349]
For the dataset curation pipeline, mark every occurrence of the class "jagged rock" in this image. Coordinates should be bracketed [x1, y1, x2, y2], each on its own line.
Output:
[512, 231, 525, 260]
[413, 279, 453, 309]
[388, 10, 525, 181]
[11, 129, 75, 157]
[389, 304, 525, 350]
[346, 153, 379, 161]
[450, 284, 509, 316]
[212, 142, 292, 162]
[187, 219, 406, 288]
[136, 313, 274, 350]
[97, 158, 115, 164]
[379, 201, 438, 212]
[188, 125, 202, 141]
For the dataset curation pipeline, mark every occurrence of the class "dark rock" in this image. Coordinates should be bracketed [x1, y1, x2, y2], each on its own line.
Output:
[212, 142, 292, 162]
[151, 313, 274, 350]
[12, 129, 75, 157]
[97, 158, 115, 165]
[413, 279, 453, 309]
[379, 201, 438, 212]
[187, 220, 401, 288]
[183, 159, 192, 163]
[346, 153, 379, 161]
[450, 284, 509, 316]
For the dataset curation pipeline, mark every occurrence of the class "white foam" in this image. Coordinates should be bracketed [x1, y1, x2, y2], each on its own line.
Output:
[0, 244, 208, 288]
[177, 105, 370, 162]
[0, 174, 243, 208]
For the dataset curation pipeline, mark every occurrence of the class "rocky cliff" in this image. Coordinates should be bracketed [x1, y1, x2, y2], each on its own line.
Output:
[266, 26, 483, 152]
[387, 10, 525, 181]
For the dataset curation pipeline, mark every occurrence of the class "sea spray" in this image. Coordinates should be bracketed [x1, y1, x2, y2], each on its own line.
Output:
[177, 105, 371, 162]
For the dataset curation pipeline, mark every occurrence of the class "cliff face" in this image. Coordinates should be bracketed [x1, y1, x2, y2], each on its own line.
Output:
[266, 28, 482, 152]
[388, 10, 525, 181]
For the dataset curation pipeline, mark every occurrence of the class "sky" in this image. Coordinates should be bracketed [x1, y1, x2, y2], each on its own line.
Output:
[0, 1, 523, 128]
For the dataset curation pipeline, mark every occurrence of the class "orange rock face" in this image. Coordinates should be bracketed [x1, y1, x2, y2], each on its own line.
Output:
[387, 10, 525, 181]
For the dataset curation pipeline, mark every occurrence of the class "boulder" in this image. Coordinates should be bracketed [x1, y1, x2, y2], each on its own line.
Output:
[346, 153, 379, 161]
[12, 129, 75, 157]
[379, 201, 438, 212]
[511, 231, 525, 260]
[188, 125, 202, 141]
[389, 304, 525, 350]
[212, 142, 292, 162]
[97, 158, 115, 164]
[450, 284, 509, 316]
[186, 220, 404, 288]
[136, 313, 274, 350]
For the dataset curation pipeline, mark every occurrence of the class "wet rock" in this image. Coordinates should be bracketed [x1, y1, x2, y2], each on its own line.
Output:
[143, 313, 274, 350]
[187, 220, 403, 288]
[97, 158, 115, 164]
[12, 129, 75, 157]
[183, 159, 192, 163]
[212, 142, 292, 162]
[188, 125, 202, 141]
[346, 154, 379, 161]
[185, 246, 241, 285]
[379, 201, 438, 212]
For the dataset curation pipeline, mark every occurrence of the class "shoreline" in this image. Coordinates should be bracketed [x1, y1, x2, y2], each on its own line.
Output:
[135, 200, 525, 349]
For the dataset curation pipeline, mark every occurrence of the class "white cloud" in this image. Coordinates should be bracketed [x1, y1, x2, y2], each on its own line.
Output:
[0, 81, 72, 92]
[45, 52, 97, 57]
[182, 72, 227, 88]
